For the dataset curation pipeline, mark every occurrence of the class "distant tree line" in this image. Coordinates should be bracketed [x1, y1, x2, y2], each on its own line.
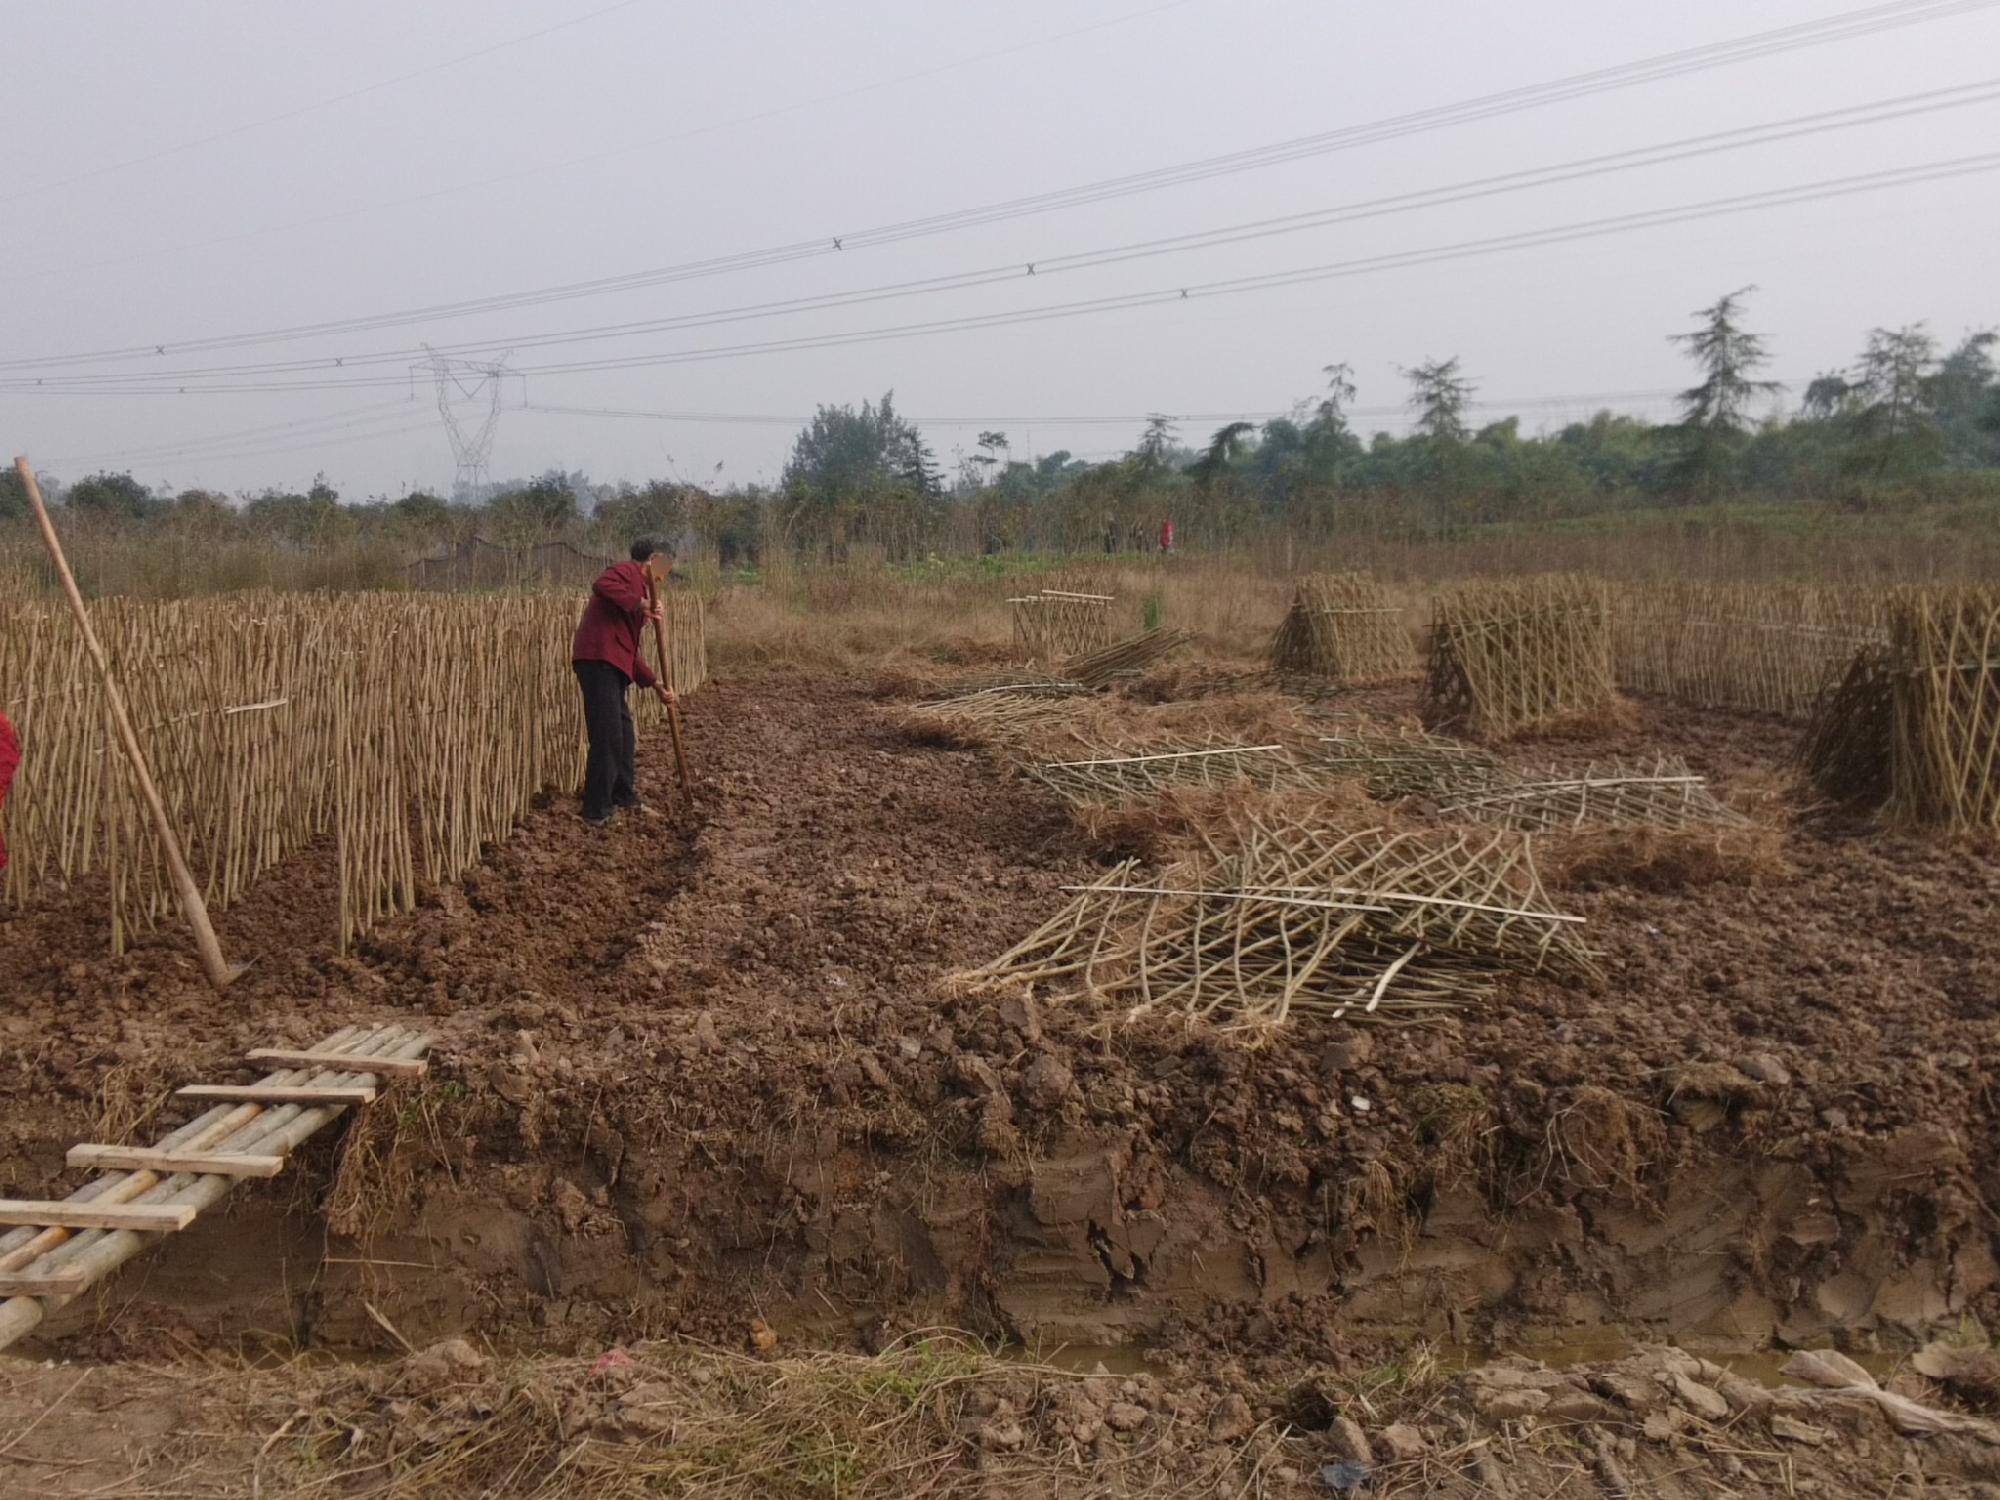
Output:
[5, 292, 1994, 565]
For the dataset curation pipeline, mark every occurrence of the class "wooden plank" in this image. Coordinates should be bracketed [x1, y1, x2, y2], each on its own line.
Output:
[67, 1145, 288, 1178]
[0, 1200, 196, 1232]
[0, 1269, 88, 1295]
[244, 1048, 428, 1078]
[177, 1084, 376, 1106]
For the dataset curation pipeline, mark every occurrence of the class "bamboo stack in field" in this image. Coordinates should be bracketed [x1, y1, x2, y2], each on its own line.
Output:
[1423, 575, 1615, 739]
[1270, 572, 1410, 683]
[949, 812, 1597, 1034]
[1801, 586, 2000, 828]
[1, 590, 710, 955]
[1617, 581, 1888, 718]
[1010, 587, 1115, 661]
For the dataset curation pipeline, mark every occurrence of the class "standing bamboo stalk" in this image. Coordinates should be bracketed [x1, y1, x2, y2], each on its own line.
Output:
[13, 455, 243, 991]
[646, 574, 693, 802]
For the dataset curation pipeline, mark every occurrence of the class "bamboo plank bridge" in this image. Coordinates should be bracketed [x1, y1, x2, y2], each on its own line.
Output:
[0, 1022, 430, 1354]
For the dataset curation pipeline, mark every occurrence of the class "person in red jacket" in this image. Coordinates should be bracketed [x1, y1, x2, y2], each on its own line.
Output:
[572, 539, 678, 825]
[0, 711, 18, 874]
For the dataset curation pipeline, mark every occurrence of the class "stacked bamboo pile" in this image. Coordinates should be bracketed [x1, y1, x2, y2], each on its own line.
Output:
[1270, 572, 1410, 683]
[1062, 627, 1191, 689]
[1423, 575, 1615, 739]
[1617, 581, 1888, 718]
[950, 812, 1596, 1033]
[1316, 728, 1507, 800]
[1435, 756, 1749, 833]
[0, 1022, 429, 1352]
[1, 591, 709, 953]
[1804, 587, 2000, 827]
[894, 682, 1092, 746]
[1010, 588, 1115, 661]
[1022, 741, 1336, 805]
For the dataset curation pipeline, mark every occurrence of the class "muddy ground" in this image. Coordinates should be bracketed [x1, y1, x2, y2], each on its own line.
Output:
[2, 663, 1997, 1492]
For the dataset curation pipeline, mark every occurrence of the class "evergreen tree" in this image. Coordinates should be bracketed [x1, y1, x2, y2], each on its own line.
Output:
[1401, 358, 1474, 441]
[1668, 287, 1780, 499]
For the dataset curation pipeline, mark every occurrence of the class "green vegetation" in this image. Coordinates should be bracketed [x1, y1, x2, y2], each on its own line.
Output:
[7, 294, 1996, 585]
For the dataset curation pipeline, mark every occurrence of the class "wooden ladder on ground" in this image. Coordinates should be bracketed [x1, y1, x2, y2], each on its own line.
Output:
[0, 1022, 431, 1354]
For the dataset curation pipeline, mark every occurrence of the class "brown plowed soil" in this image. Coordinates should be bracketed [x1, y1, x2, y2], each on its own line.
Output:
[1, 667, 1996, 1379]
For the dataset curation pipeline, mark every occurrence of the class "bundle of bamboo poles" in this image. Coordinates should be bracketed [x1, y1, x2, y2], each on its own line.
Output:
[1269, 572, 1410, 683]
[1009, 588, 1115, 661]
[1022, 740, 1336, 805]
[1, 591, 709, 954]
[1061, 626, 1191, 688]
[1888, 588, 2000, 827]
[1315, 727, 1508, 800]
[1616, 581, 1888, 718]
[1803, 587, 2000, 827]
[1435, 755, 1749, 833]
[949, 812, 1596, 1033]
[1423, 575, 1615, 739]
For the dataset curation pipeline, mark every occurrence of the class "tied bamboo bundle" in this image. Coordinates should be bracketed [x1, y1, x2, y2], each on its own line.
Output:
[1616, 580, 1888, 718]
[949, 812, 1597, 1034]
[1801, 586, 2000, 828]
[1316, 727, 1508, 800]
[1, 590, 710, 955]
[1423, 575, 1615, 739]
[1270, 572, 1411, 683]
[894, 686, 1092, 748]
[1889, 587, 2000, 827]
[1021, 740, 1336, 806]
[1061, 626, 1192, 688]
[1009, 585, 1115, 661]
[1435, 755, 1749, 833]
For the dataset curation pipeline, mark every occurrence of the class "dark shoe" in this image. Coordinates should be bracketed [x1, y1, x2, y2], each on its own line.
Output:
[616, 801, 660, 819]
[582, 811, 613, 827]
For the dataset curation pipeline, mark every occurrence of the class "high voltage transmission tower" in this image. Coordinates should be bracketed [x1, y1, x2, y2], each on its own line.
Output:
[423, 345, 512, 500]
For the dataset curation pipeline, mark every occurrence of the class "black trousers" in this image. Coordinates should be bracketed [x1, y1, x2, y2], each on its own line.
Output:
[574, 660, 637, 819]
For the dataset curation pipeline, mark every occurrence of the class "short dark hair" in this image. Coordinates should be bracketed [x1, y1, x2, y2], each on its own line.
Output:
[629, 538, 657, 563]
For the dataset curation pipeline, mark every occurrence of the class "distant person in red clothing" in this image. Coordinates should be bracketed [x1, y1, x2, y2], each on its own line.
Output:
[1159, 518, 1175, 553]
[0, 711, 18, 873]
[572, 539, 677, 826]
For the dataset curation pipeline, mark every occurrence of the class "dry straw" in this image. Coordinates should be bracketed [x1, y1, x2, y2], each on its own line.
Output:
[1, 590, 708, 953]
[951, 810, 1597, 1033]
[1616, 580, 1889, 718]
[1269, 571, 1411, 683]
[1423, 575, 1615, 739]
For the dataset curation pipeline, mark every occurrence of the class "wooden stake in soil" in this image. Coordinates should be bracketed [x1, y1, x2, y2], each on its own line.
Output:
[646, 573, 693, 802]
[13, 455, 244, 991]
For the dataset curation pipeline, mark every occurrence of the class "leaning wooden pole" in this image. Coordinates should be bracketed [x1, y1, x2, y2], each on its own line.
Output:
[645, 574, 694, 802]
[14, 455, 243, 990]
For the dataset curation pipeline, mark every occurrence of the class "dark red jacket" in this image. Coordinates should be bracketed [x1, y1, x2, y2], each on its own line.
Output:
[572, 562, 658, 688]
[0, 712, 17, 873]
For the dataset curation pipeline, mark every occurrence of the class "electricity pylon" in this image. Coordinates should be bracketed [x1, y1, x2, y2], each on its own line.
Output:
[424, 346, 512, 501]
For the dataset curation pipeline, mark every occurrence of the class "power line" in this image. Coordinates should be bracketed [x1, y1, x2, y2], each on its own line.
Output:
[4, 0, 1207, 286]
[22, 0, 656, 198]
[5, 0, 1989, 356]
[7, 145, 1995, 398]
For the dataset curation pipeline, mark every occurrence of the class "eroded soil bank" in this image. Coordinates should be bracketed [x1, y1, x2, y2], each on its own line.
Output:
[1, 668, 1995, 1381]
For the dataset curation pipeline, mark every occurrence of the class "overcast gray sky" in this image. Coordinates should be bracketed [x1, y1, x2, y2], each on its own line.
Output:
[6, 0, 1998, 498]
